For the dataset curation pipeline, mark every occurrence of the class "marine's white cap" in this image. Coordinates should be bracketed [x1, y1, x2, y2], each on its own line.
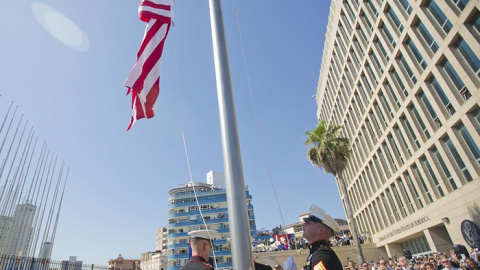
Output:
[188, 229, 218, 241]
[303, 205, 340, 232]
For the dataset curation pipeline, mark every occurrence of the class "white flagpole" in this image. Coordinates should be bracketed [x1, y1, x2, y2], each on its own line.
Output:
[208, 0, 254, 269]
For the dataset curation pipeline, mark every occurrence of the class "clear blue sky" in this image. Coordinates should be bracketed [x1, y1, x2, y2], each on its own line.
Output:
[0, 0, 344, 265]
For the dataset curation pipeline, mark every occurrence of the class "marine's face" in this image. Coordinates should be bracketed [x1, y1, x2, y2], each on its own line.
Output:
[302, 220, 322, 241]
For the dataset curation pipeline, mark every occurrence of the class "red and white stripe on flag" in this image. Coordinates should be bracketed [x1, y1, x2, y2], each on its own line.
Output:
[124, 0, 173, 130]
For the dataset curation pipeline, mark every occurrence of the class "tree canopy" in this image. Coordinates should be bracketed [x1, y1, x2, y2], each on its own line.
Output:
[304, 120, 351, 174]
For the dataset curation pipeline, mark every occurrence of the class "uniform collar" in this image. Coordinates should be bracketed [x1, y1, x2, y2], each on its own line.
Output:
[190, 256, 207, 262]
[308, 240, 330, 250]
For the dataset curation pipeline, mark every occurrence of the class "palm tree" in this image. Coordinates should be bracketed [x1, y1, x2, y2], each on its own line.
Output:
[304, 120, 365, 263]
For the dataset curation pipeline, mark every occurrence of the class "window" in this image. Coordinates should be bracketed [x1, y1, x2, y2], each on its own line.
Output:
[391, 69, 408, 97]
[381, 193, 395, 224]
[357, 26, 369, 47]
[374, 100, 389, 127]
[419, 92, 440, 128]
[406, 38, 428, 69]
[425, 0, 452, 34]
[447, 0, 469, 11]
[384, 141, 398, 171]
[411, 106, 430, 138]
[366, 0, 379, 18]
[430, 77, 455, 115]
[343, 18, 354, 37]
[381, 86, 396, 115]
[361, 13, 374, 32]
[441, 59, 470, 100]
[365, 64, 378, 86]
[398, 0, 413, 14]
[355, 93, 366, 114]
[389, 135, 404, 165]
[387, 188, 401, 221]
[412, 165, 434, 203]
[444, 136, 473, 182]
[375, 38, 390, 62]
[472, 12, 480, 35]
[399, 55, 417, 83]
[370, 51, 384, 73]
[401, 115, 421, 148]
[337, 34, 348, 55]
[392, 182, 408, 216]
[379, 149, 392, 178]
[416, 21, 439, 53]
[405, 172, 424, 208]
[380, 23, 397, 47]
[394, 125, 412, 157]
[338, 23, 349, 46]
[373, 153, 386, 181]
[455, 38, 480, 78]
[472, 108, 480, 136]
[366, 119, 377, 141]
[421, 156, 445, 197]
[343, 1, 356, 24]
[386, 6, 404, 32]
[457, 123, 480, 164]
[361, 73, 374, 95]
[350, 48, 361, 68]
[432, 147, 458, 190]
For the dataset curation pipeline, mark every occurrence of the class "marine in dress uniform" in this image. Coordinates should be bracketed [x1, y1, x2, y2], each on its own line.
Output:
[181, 229, 218, 270]
[302, 205, 343, 270]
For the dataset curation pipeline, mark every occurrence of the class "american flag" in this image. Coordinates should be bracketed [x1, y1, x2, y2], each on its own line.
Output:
[124, 0, 173, 130]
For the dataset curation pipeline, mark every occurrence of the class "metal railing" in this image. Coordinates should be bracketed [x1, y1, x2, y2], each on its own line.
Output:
[0, 255, 108, 270]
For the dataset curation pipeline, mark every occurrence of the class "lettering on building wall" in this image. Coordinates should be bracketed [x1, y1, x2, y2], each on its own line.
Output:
[378, 216, 430, 242]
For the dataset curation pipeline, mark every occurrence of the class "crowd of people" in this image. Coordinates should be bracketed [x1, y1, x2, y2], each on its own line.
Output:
[330, 232, 372, 246]
[253, 231, 372, 252]
[346, 250, 479, 270]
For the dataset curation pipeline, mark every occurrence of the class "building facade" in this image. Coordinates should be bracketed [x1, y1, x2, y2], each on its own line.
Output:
[108, 254, 140, 270]
[167, 171, 257, 270]
[155, 226, 168, 254]
[0, 203, 37, 256]
[140, 251, 167, 270]
[61, 256, 83, 270]
[316, 0, 480, 258]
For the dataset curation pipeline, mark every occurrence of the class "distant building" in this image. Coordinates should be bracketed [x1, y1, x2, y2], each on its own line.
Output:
[39, 242, 52, 259]
[167, 170, 257, 270]
[108, 254, 140, 270]
[0, 203, 37, 256]
[140, 251, 167, 270]
[155, 226, 168, 254]
[61, 256, 83, 270]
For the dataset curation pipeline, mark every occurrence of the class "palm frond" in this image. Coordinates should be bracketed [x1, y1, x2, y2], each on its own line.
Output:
[304, 120, 351, 174]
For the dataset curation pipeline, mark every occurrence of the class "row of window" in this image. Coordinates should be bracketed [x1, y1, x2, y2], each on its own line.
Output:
[319, 0, 479, 123]
[351, 111, 480, 234]
[318, 0, 480, 236]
